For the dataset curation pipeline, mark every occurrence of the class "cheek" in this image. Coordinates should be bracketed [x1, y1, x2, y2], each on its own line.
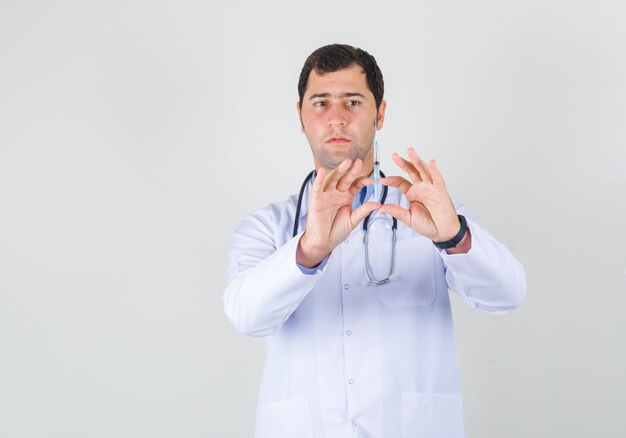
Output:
[354, 115, 377, 132]
[301, 114, 325, 133]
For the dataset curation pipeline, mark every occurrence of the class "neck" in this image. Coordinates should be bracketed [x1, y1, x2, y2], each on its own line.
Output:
[360, 161, 374, 178]
[360, 147, 375, 177]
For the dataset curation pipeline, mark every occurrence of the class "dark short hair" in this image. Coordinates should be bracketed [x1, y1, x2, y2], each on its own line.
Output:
[297, 44, 384, 110]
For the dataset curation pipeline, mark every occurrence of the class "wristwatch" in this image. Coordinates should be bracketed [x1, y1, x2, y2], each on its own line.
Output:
[432, 215, 468, 249]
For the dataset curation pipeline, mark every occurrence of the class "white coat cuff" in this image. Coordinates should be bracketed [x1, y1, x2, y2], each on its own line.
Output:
[436, 220, 482, 267]
[297, 256, 330, 275]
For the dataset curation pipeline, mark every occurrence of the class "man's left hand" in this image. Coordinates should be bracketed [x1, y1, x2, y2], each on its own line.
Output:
[378, 148, 464, 244]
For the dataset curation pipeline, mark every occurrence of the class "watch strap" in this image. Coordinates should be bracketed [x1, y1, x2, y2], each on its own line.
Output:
[433, 215, 468, 249]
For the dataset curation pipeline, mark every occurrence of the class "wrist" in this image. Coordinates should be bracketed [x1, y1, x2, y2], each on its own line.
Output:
[445, 228, 471, 254]
[296, 233, 330, 269]
[433, 214, 468, 250]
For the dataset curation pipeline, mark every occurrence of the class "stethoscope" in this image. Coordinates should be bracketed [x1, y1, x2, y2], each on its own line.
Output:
[292, 170, 397, 285]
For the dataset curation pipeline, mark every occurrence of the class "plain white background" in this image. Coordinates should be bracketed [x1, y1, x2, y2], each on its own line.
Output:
[1, 0, 625, 436]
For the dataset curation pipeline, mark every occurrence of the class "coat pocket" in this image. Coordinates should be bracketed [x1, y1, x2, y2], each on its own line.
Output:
[258, 397, 314, 438]
[377, 237, 437, 307]
[401, 392, 464, 438]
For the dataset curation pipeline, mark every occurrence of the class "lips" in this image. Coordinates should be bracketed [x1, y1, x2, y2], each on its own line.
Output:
[326, 135, 351, 144]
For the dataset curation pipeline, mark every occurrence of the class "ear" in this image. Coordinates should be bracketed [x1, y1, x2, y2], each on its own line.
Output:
[376, 100, 387, 131]
[296, 101, 305, 132]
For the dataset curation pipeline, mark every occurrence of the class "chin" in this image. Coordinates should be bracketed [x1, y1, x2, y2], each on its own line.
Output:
[314, 144, 368, 169]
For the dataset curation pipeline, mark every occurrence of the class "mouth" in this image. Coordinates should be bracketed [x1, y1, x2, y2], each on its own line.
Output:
[326, 136, 351, 145]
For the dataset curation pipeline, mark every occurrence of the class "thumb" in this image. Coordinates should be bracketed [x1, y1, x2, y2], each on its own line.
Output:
[378, 204, 411, 227]
[351, 201, 381, 225]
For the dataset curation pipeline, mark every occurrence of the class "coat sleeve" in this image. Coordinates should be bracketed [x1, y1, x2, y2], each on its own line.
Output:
[223, 206, 324, 337]
[439, 212, 527, 314]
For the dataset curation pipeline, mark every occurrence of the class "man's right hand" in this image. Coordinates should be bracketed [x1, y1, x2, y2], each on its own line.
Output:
[296, 158, 381, 268]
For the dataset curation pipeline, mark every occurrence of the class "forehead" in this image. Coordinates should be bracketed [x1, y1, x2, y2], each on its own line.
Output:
[304, 64, 373, 99]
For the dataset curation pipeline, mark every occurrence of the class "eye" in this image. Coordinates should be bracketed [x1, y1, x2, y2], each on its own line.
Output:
[313, 100, 327, 108]
[346, 100, 361, 107]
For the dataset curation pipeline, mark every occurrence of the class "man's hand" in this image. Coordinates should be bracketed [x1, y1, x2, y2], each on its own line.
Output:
[297, 159, 380, 268]
[378, 148, 467, 246]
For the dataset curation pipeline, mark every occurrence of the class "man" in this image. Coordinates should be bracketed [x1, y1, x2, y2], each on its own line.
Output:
[224, 44, 525, 438]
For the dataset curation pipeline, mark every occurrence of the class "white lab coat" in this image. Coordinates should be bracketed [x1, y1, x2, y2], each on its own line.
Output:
[224, 181, 526, 438]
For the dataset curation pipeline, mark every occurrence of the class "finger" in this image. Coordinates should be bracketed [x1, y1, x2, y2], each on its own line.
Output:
[348, 176, 373, 196]
[336, 159, 363, 192]
[351, 201, 381, 225]
[380, 176, 412, 194]
[355, 176, 374, 187]
[407, 148, 433, 184]
[311, 167, 327, 195]
[377, 204, 411, 227]
[323, 159, 352, 191]
[392, 153, 422, 184]
[428, 159, 446, 188]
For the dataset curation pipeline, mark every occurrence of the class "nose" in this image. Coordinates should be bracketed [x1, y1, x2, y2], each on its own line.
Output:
[327, 105, 347, 127]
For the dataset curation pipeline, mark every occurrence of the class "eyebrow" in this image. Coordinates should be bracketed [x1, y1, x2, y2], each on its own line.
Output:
[307, 92, 366, 101]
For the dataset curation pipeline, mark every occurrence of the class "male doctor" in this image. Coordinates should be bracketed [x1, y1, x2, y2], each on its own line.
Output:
[224, 44, 526, 438]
